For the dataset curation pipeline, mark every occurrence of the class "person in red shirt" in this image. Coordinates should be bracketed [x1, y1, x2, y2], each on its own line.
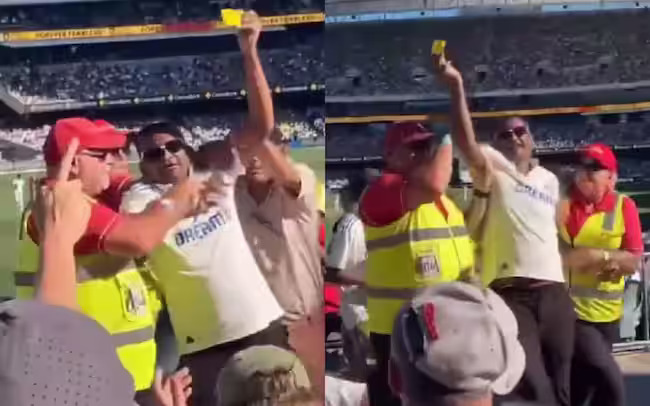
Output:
[560, 143, 642, 406]
[359, 122, 463, 406]
[26, 117, 204, 258]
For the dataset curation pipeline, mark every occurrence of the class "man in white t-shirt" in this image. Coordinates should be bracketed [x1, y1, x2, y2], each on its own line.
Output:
[326, 176, 369, 379]
[121, 12, 287, 406]
[12, 174, 25, 213]
[433, 52, 575, 406]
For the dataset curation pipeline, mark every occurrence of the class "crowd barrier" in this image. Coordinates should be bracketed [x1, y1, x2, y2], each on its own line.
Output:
[0, 12, 325, 43]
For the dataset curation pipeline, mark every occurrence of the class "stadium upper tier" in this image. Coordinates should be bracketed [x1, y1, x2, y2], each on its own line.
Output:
[0, 0, 324, 30]
[326, 9, 650, 96]
[0, 38, 324, 103]
[0, 108, 324, 156]
[326, 114, 650, 160]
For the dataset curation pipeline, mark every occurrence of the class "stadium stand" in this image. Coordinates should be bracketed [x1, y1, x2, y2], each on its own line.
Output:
[0, 0, 324, 29]
[326, 9, 650, 95]
[0, 107, 324, 157]
[0, 34, 324, 103]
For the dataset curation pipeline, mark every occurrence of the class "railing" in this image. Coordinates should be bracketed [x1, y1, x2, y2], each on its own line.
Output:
[613, 253, 650, 354]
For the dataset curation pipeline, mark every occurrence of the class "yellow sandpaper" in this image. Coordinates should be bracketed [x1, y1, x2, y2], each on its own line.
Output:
[222, 9, 243, 27]
[432, 40, 446, 55]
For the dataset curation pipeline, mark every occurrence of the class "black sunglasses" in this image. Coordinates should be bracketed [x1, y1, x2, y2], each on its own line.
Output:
[141, 140, 184, 161]
[497, 125, 528, 140]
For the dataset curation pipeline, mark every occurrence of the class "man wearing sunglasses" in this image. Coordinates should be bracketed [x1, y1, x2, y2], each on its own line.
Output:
[120, 11, 289, 406]
[15, 117, 206, 397]
[359, 122, 475, 406]
[559, 144, 642, 406]
[433, 52, 574, 406]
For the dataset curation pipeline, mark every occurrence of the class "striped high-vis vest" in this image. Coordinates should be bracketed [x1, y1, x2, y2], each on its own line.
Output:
[560, 193, 626, 323]
[364, 195, 475, 334]
[15, 207, 159, 391]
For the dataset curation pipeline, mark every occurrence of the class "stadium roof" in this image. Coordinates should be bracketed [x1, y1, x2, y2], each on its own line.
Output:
[0, 0, 118, 5]
[326, 0, 650, 16]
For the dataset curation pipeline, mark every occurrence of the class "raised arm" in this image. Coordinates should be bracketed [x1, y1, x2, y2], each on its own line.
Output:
[432, 53, 487, 173]
[235, 11, 274, 150]
[35, 139, 88, 310]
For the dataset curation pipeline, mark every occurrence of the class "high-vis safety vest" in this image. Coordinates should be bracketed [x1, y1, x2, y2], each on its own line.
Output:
[15, 207, 159, 391]
[560, 193, 626, 323]
[364, 195, 475, 334]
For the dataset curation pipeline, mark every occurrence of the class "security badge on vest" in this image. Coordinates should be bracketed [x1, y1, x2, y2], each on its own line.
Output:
[416, 253, 441, 279]
[124, 281, 148, 318]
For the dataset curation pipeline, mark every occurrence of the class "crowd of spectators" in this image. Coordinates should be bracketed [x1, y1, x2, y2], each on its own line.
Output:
[0, 39, 324, 103]
[325, 117, 650, 181]
[0, 0, 323, 30]
[0, 108, 324, 158]
[326, 9, 650, 95]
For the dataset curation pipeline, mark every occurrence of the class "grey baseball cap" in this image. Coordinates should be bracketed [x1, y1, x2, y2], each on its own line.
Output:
[0, 300, 135, 406]
[216, 345, 312, 406]
[391, 282, 525, 402]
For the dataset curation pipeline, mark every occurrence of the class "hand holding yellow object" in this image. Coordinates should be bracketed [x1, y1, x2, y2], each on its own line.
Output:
[431, 39, 446, 56]
[222, 8, 244, 27]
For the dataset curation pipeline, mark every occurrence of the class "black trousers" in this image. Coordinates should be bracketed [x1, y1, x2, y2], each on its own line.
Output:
[367, 333, 401, 406]
[571, 320, 624, 406]
[493, 281, 576, 406]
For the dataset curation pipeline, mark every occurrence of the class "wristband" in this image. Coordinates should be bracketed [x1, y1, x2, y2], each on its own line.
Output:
[473, 188, 490, 198]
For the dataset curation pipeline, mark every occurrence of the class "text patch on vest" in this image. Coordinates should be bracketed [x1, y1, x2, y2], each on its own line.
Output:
[416, 254, 440, 279]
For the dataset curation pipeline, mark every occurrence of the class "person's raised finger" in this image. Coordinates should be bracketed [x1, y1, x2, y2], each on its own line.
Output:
[56, 138, 80, 183]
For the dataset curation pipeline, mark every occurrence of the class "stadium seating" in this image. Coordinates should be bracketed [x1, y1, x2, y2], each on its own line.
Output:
[0, 41, 324, 103]
[0, 0, 324, 30]
[326, 10, 650, 95]
[0, 108, 324, 156]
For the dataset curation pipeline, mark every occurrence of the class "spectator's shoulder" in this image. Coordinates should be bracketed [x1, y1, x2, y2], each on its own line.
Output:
[621, 193, 640, 214]
[359, 173, 406, 227]
[120, 182, 166, 214]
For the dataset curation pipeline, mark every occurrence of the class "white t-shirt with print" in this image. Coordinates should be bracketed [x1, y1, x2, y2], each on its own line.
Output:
[121, 151, 284, 355]
[480, 145, 565, 283]
[326, 212, 366, 282]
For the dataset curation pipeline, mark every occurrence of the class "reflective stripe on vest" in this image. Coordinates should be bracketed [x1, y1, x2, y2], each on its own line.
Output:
[561, 193, 626, 323]
[365, 196, 475, 334]
[366, 266, 473, 300]
[569, 285, 624, 301]
[366, 226, 469, 252]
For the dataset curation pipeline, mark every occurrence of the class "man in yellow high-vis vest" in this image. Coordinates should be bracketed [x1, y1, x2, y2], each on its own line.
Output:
[560, 144, 642, 406]
[15, 117, 205, 398]
[359, 122, 475, 406]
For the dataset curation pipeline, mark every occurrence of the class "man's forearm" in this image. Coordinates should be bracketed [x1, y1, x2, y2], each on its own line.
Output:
[257, 140, 301, 195]
[464, 195, 488, 240]
[37, 232, 78, 310]
[242, 48, 274, 141]
[325, 266, 365, 286]
[448, 81, 485, 168]
[107, 196, 190, 257]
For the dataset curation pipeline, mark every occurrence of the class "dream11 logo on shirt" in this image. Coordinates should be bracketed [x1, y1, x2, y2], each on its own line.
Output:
[174, 208, 232, 247]
[514, 183, 555, 206]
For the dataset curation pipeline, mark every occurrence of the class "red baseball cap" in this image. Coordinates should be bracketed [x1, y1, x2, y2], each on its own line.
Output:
[579, 143, 617, 172]
[43, 118, 127, 166]
[384, 122, 435, 157]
